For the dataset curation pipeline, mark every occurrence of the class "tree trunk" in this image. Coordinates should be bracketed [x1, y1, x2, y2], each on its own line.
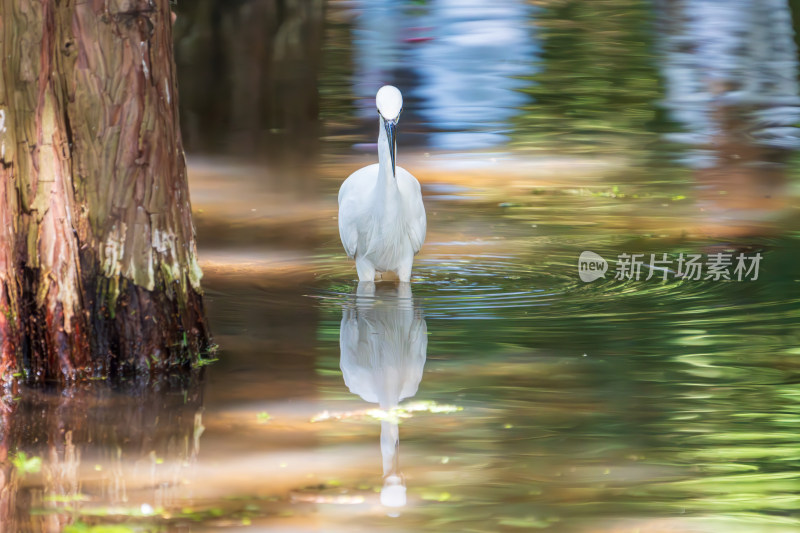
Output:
[0, 0, 210, 384]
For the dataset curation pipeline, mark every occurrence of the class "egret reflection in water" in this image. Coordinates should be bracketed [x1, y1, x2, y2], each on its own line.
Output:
[339, 282, 427, 513]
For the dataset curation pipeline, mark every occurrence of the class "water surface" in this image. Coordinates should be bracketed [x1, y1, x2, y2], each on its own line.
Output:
[4, 0, 800, 531]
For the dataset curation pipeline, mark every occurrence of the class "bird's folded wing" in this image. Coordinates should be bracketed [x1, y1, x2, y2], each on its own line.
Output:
[396, 168, 427, 255]
[408, 203, 427, 255]
[338, 202, 359, 258]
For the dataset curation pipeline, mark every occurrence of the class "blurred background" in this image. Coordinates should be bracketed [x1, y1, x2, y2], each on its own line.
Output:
[174, 0, 800, 255]
[6, 1, 800, 531]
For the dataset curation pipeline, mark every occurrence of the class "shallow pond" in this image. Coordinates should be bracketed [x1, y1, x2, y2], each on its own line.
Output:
[6, 165, 799, 531]
[5, 0, 800, 531]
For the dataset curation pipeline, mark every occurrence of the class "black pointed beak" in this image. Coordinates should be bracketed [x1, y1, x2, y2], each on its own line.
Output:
[384, 119, 397, 177]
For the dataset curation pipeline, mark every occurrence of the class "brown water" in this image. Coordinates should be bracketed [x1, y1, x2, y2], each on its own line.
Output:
[5, 156, 799, 531]
[5, 0, 800, 531]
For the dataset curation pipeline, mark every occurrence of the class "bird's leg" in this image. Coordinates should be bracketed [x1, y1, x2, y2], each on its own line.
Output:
[397, 261, 413, 283]
[356, 281, 376, 297]
[396, 281, 412, 299]
[355, 257, 377, 282]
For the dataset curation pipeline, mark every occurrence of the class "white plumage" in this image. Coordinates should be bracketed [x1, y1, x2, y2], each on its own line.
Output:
[339, 281, 428, 510]
[338, 86, 427, 282]
[339, 282, 427, 410]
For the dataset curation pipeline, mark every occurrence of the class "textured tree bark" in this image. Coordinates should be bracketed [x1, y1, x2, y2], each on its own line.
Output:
[0, 0, 210, 383]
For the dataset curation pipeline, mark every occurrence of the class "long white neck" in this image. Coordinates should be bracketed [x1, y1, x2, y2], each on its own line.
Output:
[376, 117, 397, 195]
[381, 420, 400, 477]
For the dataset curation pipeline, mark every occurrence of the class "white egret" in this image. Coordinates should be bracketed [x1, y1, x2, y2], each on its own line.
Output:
[338, 86, 427, 282]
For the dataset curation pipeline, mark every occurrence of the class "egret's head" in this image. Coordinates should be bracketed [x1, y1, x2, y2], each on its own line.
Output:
[381, 474, 407, 514]
[376, 85, 403, 122]
[376, 86, 402, 176]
